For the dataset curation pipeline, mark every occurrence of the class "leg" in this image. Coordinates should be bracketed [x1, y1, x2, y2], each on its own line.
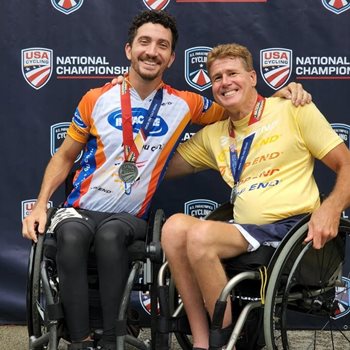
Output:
[186, 219, 248, 326]
[161, 214, 209, 349]
[56, 220, 94, 342]
[162, 214, 248, 349]
[94, 214, 147, 345]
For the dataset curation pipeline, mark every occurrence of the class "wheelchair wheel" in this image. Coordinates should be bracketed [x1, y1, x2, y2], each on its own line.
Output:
[27, 232, 46, 349]
[264, 218, 350, 350]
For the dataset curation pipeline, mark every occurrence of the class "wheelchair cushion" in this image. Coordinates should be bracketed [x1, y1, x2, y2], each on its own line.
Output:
[223, 245, 275, 277]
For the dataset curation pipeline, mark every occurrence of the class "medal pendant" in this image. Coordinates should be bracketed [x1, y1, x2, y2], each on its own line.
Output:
[118, 162, 139, 184]
[230, 185, 238, 205]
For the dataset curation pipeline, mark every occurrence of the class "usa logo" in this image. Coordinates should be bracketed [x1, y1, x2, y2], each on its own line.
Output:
[331, 123, 350, 148]
[21, 48, 53, 90]
[21, 199, 53, 221]
[139, 291, 160, 315]
[184, 47, 212, 92]
[143, 0, 170, 10]
[322, 0, 350, 14]
[260, 48, 292, 90]
[184, 199, 218, 219]
[51, 122, 83, 162]
[51, 0, 84, 15]
[332, 277, 350, 320]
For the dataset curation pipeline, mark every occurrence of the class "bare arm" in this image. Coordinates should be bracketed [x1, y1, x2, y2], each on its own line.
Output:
[273, 82, 312, 106]
[165, 151, 197, 179]
[305, 142, 350, 249]
[22, 135, 85, 241]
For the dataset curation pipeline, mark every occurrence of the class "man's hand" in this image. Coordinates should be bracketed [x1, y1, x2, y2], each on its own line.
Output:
[304, 202, 340, 249]
[22, 204, 48, 243]
[273, 82, 312, 107]
[111, 75, 124, 86]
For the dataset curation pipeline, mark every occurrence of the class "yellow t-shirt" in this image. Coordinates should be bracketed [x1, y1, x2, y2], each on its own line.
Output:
[177, 97, 343, 225]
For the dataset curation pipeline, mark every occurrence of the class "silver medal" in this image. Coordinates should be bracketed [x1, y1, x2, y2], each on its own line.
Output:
[118, 162, 139, 184]
[230, 185, 238, 205]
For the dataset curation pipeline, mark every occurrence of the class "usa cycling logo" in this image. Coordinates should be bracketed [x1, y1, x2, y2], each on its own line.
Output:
[260, 48, 292, 90]
[143, 0, 170, 10]
[21, 200, 53, 221]
[184, 47, 212, 92]
[108, 108, 168, 136]
[51, 0, 84, 15]
[184, 199, 218, 219]
[332, 123, 350, 148]
[322, 0, 350, 14]
[21, 48, 53, 90]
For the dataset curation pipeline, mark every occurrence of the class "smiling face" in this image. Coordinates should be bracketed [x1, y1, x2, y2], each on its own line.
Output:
[209, 56, 257, 117]
[125, 22, 175, 84]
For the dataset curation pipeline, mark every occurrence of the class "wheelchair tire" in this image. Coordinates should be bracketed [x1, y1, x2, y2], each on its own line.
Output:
[27, 232, 45, 347]
[264, 218, 350, 350]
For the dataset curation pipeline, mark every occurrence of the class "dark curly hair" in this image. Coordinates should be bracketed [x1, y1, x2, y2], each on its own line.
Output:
[127, 10, 178, 52]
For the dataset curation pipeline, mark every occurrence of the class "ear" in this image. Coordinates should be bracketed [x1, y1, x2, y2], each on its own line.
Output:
[125, 43, 131, 60]
[167, 52, 176, 68]
[250, 70, 257, 87]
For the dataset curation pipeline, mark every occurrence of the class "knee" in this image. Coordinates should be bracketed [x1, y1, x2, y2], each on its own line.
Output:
[187, 222, 215, 262]
[161, 213, 189, 256]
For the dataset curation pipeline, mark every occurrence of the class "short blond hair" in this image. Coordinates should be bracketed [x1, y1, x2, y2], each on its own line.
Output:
[207, 43, 254, 74]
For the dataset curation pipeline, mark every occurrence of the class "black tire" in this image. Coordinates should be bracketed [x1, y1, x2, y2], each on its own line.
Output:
[26, 232, 45, 349]
[264, 218, 350, 350]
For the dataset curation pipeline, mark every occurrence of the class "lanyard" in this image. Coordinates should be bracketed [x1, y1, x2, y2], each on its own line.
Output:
[229, 95, 265, 203]
[120, 79, 163, 163]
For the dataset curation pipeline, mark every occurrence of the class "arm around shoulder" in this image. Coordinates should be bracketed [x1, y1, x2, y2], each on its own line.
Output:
[165, 151, 196, 179]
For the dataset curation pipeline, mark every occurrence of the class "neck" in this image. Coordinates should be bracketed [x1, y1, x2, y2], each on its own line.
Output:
[228, 90, 258, 122]
[127, 69, 162, 100]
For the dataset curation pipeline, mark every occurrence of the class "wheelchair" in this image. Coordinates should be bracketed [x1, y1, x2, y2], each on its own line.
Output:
[157, 202, 350, 350]
[26, 206, 165, 350]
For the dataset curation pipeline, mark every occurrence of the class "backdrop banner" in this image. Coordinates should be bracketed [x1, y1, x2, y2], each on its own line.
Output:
[1, 0, 349, 326]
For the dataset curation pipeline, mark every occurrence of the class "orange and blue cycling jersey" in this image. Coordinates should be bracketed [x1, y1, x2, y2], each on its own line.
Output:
[64, 82, 225, 219]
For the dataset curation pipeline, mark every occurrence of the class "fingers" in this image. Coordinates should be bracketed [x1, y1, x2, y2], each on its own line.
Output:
[289, 82, 312, 106]
[111, 75, 124, 86]
[22, 219, 38, 243]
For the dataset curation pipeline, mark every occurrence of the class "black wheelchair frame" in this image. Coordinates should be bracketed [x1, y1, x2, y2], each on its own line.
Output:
[26, 207, 165, 350]
[157, 203, 350, 350]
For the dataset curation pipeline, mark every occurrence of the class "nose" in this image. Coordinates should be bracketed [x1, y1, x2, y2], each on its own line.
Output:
[145, 43, 158, 57]
[221, 74, 231, 86]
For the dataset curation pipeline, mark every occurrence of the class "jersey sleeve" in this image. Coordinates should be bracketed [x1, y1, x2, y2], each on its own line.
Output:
[67, 84, 112, 143]
[177, 125, 218, 170]
[295, 102, 343, 160]
[169, 88, 226, 125]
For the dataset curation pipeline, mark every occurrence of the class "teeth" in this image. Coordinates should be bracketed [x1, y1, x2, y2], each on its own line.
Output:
[224, 90, 236, 97]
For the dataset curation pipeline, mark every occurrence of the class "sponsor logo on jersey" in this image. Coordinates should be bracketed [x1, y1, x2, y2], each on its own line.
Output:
[332, 277, 350, 319]
[50, 122, 83, 162]
[51, 0, 84, 15]
[184, 47, 212, 91]
[260, 48, 292, 90]
[73, 108, 87, 128]
[331, 123, 350, 148]
[108, 108, 168, 137]
[321, 0, 350, 14]
[21, 48, 53, 90]
[184, 199, 218, 218]
[21, 199, 53, 221]
[143, 0, 170, 10]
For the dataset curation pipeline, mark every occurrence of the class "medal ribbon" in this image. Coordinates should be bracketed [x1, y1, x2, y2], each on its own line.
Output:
[229, 94, 266, 189]
[120, 80, 164, 162]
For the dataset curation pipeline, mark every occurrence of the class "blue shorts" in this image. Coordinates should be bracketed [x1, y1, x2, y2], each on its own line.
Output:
[230, 214, 307, 252]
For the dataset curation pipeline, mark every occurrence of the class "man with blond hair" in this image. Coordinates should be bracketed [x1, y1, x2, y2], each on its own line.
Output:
[162, 43, 350, 349]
